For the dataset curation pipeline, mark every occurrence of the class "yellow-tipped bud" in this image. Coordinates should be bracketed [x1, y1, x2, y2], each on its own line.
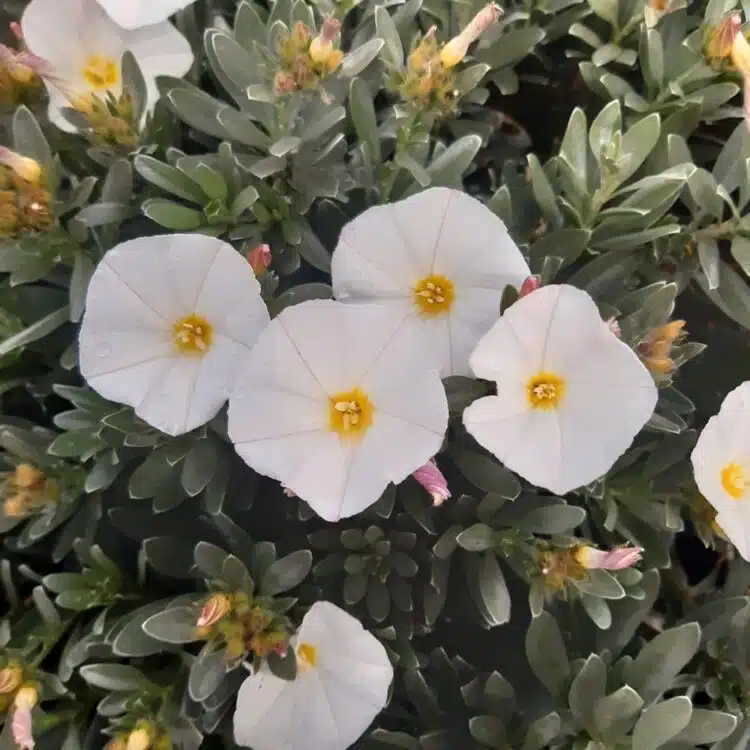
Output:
[440, 3, 499, 68]
[0, 148, 41, 185]
[309, 17, 341, 66]
[733, 27, 750, 74]
[13, 685, 37, 710]
[126, 728, 151, 750]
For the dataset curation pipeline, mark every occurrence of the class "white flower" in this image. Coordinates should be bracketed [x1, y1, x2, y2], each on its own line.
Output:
[95, 0, 197, 30]
[79, 234, 270, 437]
[21, 0, 193, 132]
[463, 284, 658, 495]
[331, 187, 530, 377]
[691, 381, 750, 560]
[234, 601, 393, 750]
[227, 299, 448, 521]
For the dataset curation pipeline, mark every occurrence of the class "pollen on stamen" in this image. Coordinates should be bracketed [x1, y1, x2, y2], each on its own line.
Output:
[173, 314, 213, 356]
[329, 388, 373, 437]
[526, 372, 565, 410]
[413, 273, 455, 317]
[82, 54, 119, 91]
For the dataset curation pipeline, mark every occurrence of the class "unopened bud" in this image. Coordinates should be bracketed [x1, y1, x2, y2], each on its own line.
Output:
[0, 148, 41, 185]
[309, 17, 342, 67]
[573, 545, 643, 570]
[196, 593, 231, 629]
[247, 243, 271, 275]
[0, 664, 22, 694]
[519, 275, 540, 298]
[606, 317, 621, 338]
[11, 686, 36, 750]
[411, 458, 451, 506]
[126, 727, 151, 750]
[440, 4, 499, 68]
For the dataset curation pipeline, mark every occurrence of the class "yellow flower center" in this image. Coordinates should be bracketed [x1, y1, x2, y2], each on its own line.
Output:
[526, 372, 565, 410]
[297, 642, 317, 670]
[413, 273, 455, 317]
[328, 388, 373, 437]
[721, 461, 747, 499]
[82, 54, 119, 91]
[173, 314, 213, 355]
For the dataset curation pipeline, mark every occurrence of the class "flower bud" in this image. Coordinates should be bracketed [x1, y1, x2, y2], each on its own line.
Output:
[11, 686, 36, 750]
[0, 664, 22, 694]
[518, 275, 540, 298]
[13, 464, 44, 490]
[196, 593, 231, 629]
[411, 458, 451, 506]
[309, 18, 341, 65]
[0, 148, 41, 185]
[247, 244, 271, 276]
[440, 4, 499, 68]
[126, 726, 152, 750]
[606, 317, 621, 338]
[573, 545, 643, 570]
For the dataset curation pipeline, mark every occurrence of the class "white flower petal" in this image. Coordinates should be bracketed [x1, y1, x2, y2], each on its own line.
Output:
[80, 234, 267, 436]
[464, 284, 657, 494]
[692, 381, 750, 526]
[234, 602, 392, 750]
[228, 300, 448, 520]
[332, 188, 530, 377]
[95, 0, 196, 30]
[22, 0, 192, 131]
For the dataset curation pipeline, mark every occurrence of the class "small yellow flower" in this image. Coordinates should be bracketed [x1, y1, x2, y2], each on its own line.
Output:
[440, 4, 500, 68]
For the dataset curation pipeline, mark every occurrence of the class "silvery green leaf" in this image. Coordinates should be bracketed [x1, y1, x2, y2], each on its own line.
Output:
[396, 151, 431, 187]
[301, 106, 346, 142]
[631, 696, 692, 750]
[593, 686, 644, 742]
[349, 77, 380, 169]
[673, 709, 737, 744]
[475, 551, 511, 626]
[235, 0, 266, 49]
[260, 550, 312, 595]
[589, 99, 622, 162]
[641, 29, 664, 89]
[79, 663, 148, 691]
[135, 155, 206, 203]
[12, 106, 53, 180]
[469, 715, 507, 747]
[421, 134, 482, 190]
[478, 27, 545, 69]
[625, 622, 700, 702]
[449, 446, 521, 499]
[525, 611, 570, 696]
[560, 107, 589, 188]
[526, 153, 563, 226]
[574, 570, 625, 600]
[521, 713, 561, 750]
[341, 38, 385, 77]
[615, 113, 660, 186]
[519, 504, 586, 535]
[142, 199, 205, 230]
[121, 50, 147, 124]
[731, 236, 750, 277]
[456, 524, 496, 552]
[697, 260, 750, 331]
[569, 654, 607, 732]
[375, 7, 403, 67]
[158, 76, 227, 138]
[142, 605, 199, 644]
[0, 306, 69, 359]
[698, 239, 720, 290]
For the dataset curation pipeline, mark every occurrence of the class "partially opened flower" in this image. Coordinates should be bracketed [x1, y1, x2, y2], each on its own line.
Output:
[463, 284, 658, 495]
[691, 381, 750, 560]
[331, 187, 530, 377]
[21, 0, 193, 132]
[94, 0, 197, 30]
[79, 234, 270, 437]
[233, 601, 393, 750]
[228, 300, 448, 521]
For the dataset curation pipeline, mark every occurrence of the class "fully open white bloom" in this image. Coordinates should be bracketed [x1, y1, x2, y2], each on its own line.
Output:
[331, 187, 530, 377]
[79, 234, 270, 437]
[21, 0, 193, 131]
[463, 284, 658, 495]
[95, 0, 197, 30]
[691, 381, 750, 560]
[234, 601, 393, 750]
[228, 299, 448, 521]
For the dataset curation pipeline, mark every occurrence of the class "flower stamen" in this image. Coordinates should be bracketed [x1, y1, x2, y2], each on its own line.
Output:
[82, 54, 119, 91]
[328, 388, 373, 437]
[173, 314, 213, 355]
[413, 273, 455, 317]
[526, 372, 565, 410]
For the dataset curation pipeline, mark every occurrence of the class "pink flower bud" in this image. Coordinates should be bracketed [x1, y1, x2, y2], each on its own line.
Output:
[246, 244, 271, 276]
[11, 687, 37, 750]
[282, 485, 297, 498]
[606, 317, 621, 338]
[9, 22, 22, 42]
[412, 458, 451, 506]
[519, 275, 540, 298]
[574, 545, 642, 570]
